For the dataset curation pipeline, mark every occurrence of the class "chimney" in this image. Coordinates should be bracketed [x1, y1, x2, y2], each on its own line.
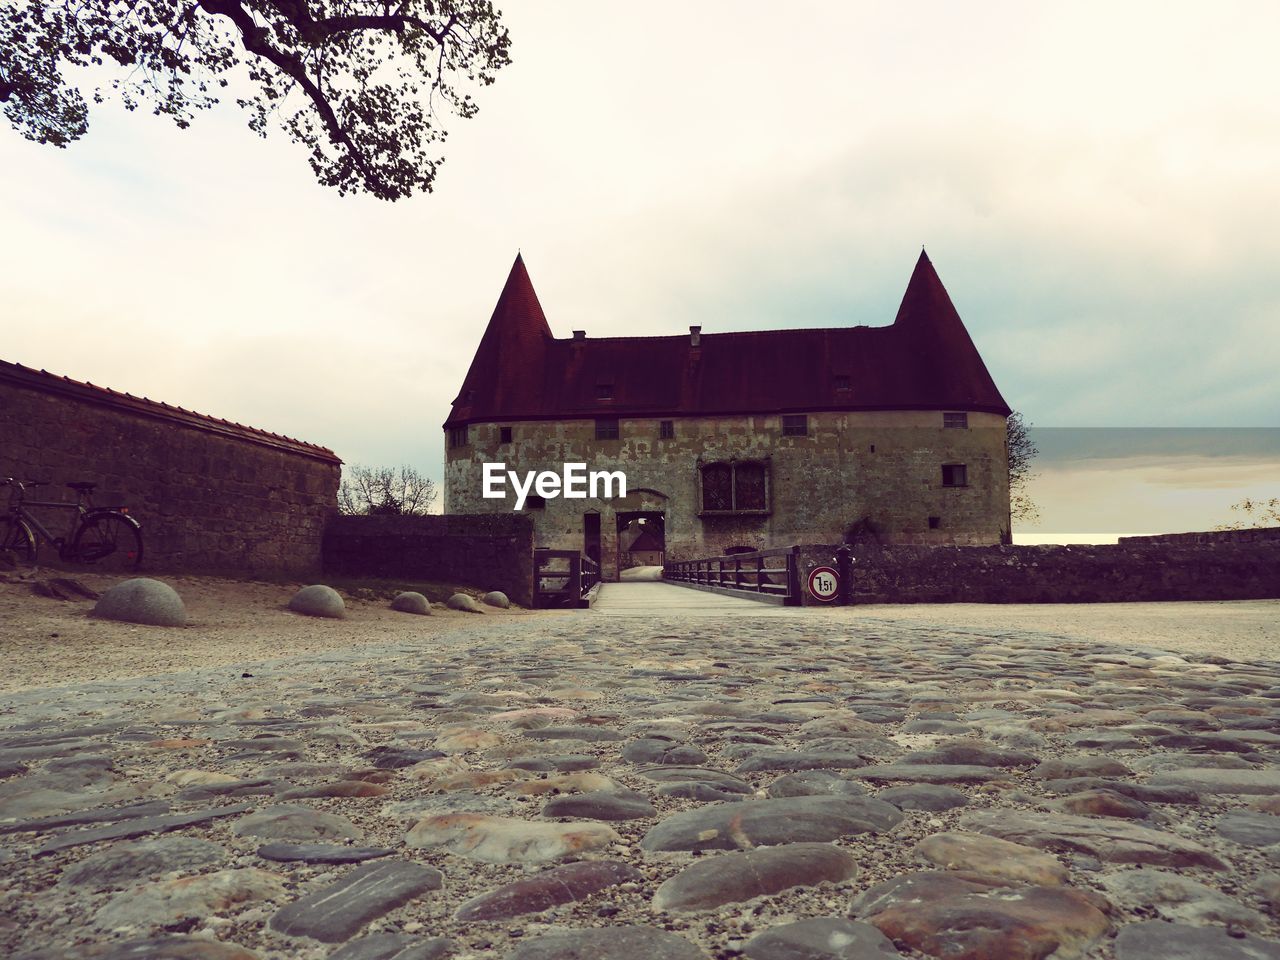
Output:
[572, 330, 586, 340]
[689, 325, 702, 347]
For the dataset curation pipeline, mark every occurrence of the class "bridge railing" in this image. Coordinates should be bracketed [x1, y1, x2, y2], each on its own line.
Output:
[664, 546, 801, 605]
[533, 549, 600, 608]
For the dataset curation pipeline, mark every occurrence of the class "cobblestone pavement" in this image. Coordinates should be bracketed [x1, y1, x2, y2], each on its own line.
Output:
[5, 612, 1280, 960]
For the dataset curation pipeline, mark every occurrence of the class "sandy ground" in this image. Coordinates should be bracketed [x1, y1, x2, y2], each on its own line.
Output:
[0, 573, 563, 693]
[1, 571, 1276, 692]
[845, 599, 1280, 662]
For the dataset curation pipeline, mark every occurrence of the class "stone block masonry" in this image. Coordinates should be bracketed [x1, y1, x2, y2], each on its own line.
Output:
[792, 538, 1280, 604]
[322, 513, 536, 607]
[0, 361, 340, 576]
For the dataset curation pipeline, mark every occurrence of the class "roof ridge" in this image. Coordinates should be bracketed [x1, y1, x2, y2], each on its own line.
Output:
[1, 360, 339, 460]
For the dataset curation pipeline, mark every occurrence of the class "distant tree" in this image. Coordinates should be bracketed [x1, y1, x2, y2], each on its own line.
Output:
[1216, 497, 1280, 531]
[339, 464, 436, 516]
[1007, 411, 1039, 524]
[0, 0, 511, 200]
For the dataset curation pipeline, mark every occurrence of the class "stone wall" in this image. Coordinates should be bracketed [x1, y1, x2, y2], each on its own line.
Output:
[445, 410, 1009, 580]
[792, 540, 1280, 605]
[322, 513, 536, 606]
[1119, 527, 1280, 546]
[0, 361, 340, 576]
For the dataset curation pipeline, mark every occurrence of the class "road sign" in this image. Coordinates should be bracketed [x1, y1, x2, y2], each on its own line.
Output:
[807, 565, 840, 603]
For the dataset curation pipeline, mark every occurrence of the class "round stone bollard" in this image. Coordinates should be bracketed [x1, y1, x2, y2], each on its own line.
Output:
[391, 591, 432, 615]
[482, 591, 511, 609]
[92, 578, 187, 627]
[446, 593, 483, 613]
[288, 584, 346, 619]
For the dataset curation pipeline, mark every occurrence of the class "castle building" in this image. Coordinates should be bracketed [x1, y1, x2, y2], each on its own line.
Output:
[444, 252, 1012, 581]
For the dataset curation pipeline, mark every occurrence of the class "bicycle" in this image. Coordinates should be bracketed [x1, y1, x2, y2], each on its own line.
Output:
[1, 478, 144, 574]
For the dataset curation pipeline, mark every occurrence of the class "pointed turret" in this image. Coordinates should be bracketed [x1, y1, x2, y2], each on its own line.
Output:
[891, 250, 1010, 415]
[445, 254, 553, 426]
[893, 249, 966, 330]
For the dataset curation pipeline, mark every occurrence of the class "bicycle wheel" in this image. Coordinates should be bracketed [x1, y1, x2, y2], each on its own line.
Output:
[71, 512, 143, 573]
[1, 517, 36, 564]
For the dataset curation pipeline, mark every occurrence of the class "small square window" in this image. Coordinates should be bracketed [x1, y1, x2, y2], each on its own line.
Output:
[525, 495, 546, 510]
[463, 389, 475, 404]
[595, 383, 614, 400]
[659, 420, 675, 440]
[595, 418, 619, 440]
[448, 426, 468, 449]
[782, 414, 808, 437]
[928, 516, 941, 529]
[833, 374, 851, 391]
[941, 463, 968, 487]
[499, 426, 513, 444]
[943, 412, 968, 429]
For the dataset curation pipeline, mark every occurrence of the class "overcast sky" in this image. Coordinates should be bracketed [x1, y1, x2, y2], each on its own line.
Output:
[2, 2, 1277, 533]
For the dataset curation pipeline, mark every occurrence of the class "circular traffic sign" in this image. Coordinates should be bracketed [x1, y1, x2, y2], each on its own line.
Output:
[807, 565, 840, 603]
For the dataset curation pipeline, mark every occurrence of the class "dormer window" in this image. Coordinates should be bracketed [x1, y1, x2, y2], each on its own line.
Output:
[833, 375, 851, 392]
[463, 389, 475, 404]
[595, 383, 614, 400]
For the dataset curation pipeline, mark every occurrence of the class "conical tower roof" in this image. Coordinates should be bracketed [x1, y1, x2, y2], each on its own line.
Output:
[446, 254, 552, 425]
[889, 250, 1010, 415]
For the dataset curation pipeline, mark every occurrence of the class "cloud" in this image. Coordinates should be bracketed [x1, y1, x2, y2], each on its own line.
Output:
[1, 0, 1277, 510]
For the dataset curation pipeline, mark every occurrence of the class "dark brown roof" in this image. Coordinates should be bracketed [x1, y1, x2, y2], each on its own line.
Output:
[445, 251, 1010, 427]
[0, 360, 341, 463]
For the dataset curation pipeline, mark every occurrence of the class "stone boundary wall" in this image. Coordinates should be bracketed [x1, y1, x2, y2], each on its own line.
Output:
[322, 514, 536, 607]
[0, 361, 340, 576]
[793, 540, 1280, 605]
[1119, 527, 1280, 546]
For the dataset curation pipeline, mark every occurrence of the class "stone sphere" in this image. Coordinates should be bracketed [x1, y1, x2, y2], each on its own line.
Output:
[391, 591, 432, 615]
[482, 591, 510, 609]
[446, 592, 483, 613]
[288, 584, 345, 619]
[92, 578, 187, 627]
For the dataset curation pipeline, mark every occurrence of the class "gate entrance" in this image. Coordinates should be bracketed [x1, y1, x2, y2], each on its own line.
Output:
[616, 511, 664, 573]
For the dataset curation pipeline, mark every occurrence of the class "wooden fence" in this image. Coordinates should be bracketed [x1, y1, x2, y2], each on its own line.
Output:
[663, 546, 801, 605]
[532, 549, 601, 608]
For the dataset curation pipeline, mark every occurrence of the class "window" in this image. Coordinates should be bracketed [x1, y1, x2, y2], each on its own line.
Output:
[659, 420, 675, 440]
[833, 374, 851, 391]
[944, 412, 968, 429]
[702, 463, 732, 511]
[928, 516, 941, 529]
[595, 383, 614, 400]
[499, 426, 513, 444]
[463, 389, 475, 404]
[782, 414, 808, 437]
[700, 461, 770, 514]
[525, 495, 546, 510]
[448, 426, 468, 449]
[734, 461, 767, 510]
[941, 463, 968, 487]
[595, 418, 619, 440]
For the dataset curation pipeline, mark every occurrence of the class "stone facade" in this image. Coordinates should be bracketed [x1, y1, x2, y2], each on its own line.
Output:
[0, 361, 340, 576]
[446, 410, 1009, 581]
